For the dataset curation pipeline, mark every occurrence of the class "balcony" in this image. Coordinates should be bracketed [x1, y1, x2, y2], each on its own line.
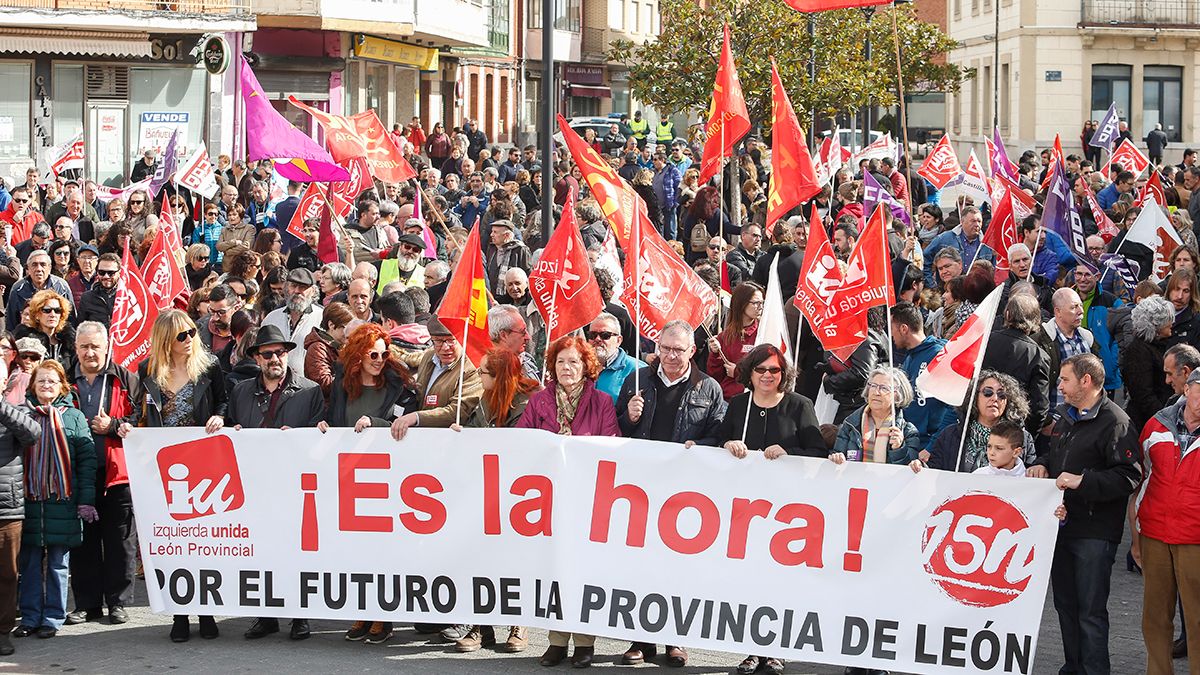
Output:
[3, 0, 250, 14]
[1081, 0, 1200, 27]
[582, 26, 607, 61]
[0, 0, 255, 30]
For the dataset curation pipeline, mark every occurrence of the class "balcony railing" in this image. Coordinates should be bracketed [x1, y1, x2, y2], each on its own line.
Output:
[1081, 0, 1200, 27]
[582, 26, 607, 57]
[1, 0, 251, 14]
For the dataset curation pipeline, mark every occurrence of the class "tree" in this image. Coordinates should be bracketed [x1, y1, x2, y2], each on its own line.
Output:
[608, 0, 968, 132]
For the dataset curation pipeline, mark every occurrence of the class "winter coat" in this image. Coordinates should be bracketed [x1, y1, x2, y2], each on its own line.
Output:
[832, 406, 921, 464]
[303, 328, 340, 398]
[398, 348, 482, 427]
[927, 417, 1037, 473]
[824, 329, 890, 409]
[485, 239, 532, 297]
[1137, 398, 1200, 544]
[981, 327, 1052, 433]
[725, 245, 763, 287]
[715, 392, 826, 457]
[227, 370, 325, 429]
[616, 366, 727, 446]
[22, 396, 96, 548]
[1120, 337, 1173, 433]
[1167, 306, 1200, 352]
[77, 285, 116, 325]
[707, 322, 758, 400]
[70, 362, 138, 491]
[515, 380, 620, 436]
[1033, 319, 1099, 384]
[462, 391, 532, 429]
[1081, 290, 1123, 392]
[0, 401, 39, 520]
[596, 349, 645, 403]
[751, 244, 804, 298]
[324, 367, 414, 428]
[15, 323, 76, 373]
[224, 357, 260, 400]
[135, 357, 228, 428]
[898, 335, 950, 448]
[262, 305, 323, 376]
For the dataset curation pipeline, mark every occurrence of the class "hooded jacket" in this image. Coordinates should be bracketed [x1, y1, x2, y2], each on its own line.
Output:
[303, 328, 340, 398]
[388, 323, 432, 353]
[0, 401, 39, 520]
[898, 335, 950, 448]
[1137, 398, 1200, 544]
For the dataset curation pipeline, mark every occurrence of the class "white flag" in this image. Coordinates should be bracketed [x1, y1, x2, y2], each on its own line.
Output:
[755, 259, 792, 362]
[45, 134, 84, 177]
[916, 286, 1004, 406]
[1123, 196, 1182, 282]
[175, 146, 219, 199]
[942, 150, 991, 209]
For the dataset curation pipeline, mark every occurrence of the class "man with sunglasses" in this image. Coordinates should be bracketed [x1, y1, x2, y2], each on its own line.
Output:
[377, 233, 427, 292]
[261, 269, 322, 374]
[390, 317, 482, 438]
[77, 252, 121, 324]
[5, 249, 71, 333]
[226, 324, 323, 642]
[587, 313, 645, 402]
[0, 187, 41, 244]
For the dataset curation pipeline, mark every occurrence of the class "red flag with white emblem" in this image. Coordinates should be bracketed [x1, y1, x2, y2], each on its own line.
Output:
[918, 135, 963, 190]
[1134, 170, 1166, 208]
[1104, 138, 1151, 178]
[111, 243, 160, 371]
[529, 191, 604, 343]
[141, 194, 188, 310]
[817, 206, 894, 353]
[916, 286, 1004, 406]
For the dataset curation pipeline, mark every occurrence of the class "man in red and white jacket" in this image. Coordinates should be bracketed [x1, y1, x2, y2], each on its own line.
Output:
[1133, 367, 1200, 674]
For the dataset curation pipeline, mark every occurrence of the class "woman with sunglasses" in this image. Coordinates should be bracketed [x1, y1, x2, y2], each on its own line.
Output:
[318, 322, 415, 645]
[122, 189, 153, 246]
[706, 282, 763, 400]
[828, 367, 920, 466]
[715, 343, 824, 675]
[47, 240, 74, 281]
[185, 243, 214, 291]
[120, 309, 227, 642]
[14, 290, 75, 372]
[922, 370, 1034, 473]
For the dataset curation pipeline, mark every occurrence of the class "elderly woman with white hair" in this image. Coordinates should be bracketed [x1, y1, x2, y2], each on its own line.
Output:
[828, 366, 921, 465]
[1120, 295, 1178, 431]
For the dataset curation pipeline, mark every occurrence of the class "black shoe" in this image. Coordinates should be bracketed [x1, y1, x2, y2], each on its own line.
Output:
[290, 619, 310, 640]
[0, 634, 12, 655]
[109, 606, 128, 624]
[540, 645, 568, 667]
[571, 646, 594, 668]
[736, 655, 761, 674]
[1175, 637, 1188, 659]
[244, 618, 280, 639]
[761, 657, 784, 675]
[65, 608, 102, 625]
[11, 625, 34, 638]
[413, 622, 446, 634]
[198, 616, 219, 639]
[170, 616, 190, 643]
[35, 627, 56, 639]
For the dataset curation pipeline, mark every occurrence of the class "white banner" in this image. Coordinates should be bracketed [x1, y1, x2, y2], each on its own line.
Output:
[126, 428, 1061, 674]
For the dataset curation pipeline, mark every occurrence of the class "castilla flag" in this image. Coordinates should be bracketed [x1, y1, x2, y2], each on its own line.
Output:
[529, 191, 604, 343]
[918, 134, 963, 190]
[916, 286, 1004, 406]
[698, 25, 751, 185]
[437, 225, 492, 367]
[1123, 196, 1182, 282]
[111, 243, 159, 371]
[817, 205, 894, 354]
[782, 0, 891, 11]
[141, 194, 188, 310]
[767, 60, 820, 226]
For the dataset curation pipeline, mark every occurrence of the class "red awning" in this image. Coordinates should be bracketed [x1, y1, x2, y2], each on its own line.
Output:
[568, 84, 611, 98]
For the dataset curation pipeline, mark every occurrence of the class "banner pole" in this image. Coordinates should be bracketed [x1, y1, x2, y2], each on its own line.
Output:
[455, 316, 469, 428]
[951, 373, 981, 473]
[890, 5, 913, 219]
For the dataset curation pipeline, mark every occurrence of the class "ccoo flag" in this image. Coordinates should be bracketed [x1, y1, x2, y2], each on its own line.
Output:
[767, 60, 820, 226]
[698, 25, 751, 184]
[917, 286, 1004, 406]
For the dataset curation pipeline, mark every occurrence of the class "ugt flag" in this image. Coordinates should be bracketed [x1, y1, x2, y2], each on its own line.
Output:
[111, 243, 159, 370]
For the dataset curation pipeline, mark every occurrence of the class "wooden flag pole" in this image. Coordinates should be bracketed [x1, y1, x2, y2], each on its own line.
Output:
[890, 5, 914, 219]
[454, 315, 469, 428]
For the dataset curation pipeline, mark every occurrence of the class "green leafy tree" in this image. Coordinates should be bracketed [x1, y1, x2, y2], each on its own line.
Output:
[608, 0, 968, 131]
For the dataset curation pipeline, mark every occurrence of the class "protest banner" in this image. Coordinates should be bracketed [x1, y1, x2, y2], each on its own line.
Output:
[126, 428, 1061, 674]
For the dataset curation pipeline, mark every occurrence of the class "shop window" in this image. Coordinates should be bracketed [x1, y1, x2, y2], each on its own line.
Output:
[127, 66, 206, 164]
[52, 65, 84, 147]
[1143, 65, 1182, 142]
[0, 63, 31, 162]
[1091, 64, 1131, 126]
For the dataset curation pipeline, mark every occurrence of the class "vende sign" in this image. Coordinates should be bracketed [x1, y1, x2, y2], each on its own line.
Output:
[126, 429, 1060, 674]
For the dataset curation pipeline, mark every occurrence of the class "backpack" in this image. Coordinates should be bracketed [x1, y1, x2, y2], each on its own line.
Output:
[689, 220, 710, 253]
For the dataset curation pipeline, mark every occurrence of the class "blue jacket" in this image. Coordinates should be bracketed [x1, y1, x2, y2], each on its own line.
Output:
[596, 349, 646, 402]
[1033, 229, 1077, 283]
[923, 226, 995, 286]
[453, 190, 491, 229]
[900, 335, 950, 449]
[1082, 289, 1123, 392]
[1096, 182, 1120, 211]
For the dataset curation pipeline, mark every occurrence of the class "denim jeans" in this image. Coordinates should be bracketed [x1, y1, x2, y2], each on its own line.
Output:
[663, 207, 678, 242]
[1051, 537, 1118, 675]
[19, 544, 70, 629]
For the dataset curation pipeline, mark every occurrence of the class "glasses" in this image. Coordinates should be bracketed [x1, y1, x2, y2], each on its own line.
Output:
[431, 337, 456, 347]
[17, 353, 41, 360]
[258, 348, 289, 361]
[210, 305, 233, 316]
[40, 306, 62, 315]
[53, 250, 71, 257]
[12, 198, 28, 204]
[980, 387, 1009, 400]
[205, 212, 219, 218]
[747, 300, 765, 306]
[586, 330, 617, 341]
[400, 244, 423, 254]
[366, 350, 387, 361]
[129, 200, 145, 205]
[753, 366, 782, 375]
[96, 268, 119, 277]
[866, 382, 894, 394]
[175, 328, 197, 343]
[658, 344, 689, 356]
[746, 233, 762, 239]
[707, 244, 722, 250]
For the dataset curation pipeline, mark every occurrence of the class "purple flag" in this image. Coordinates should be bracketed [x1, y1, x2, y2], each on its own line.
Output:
[149, 128, 178, 198]
[239, 57, 349, 183]
[1042, 160, 1095, 272]
[1090, 102, 1120, 151]
[989, 128, 1018, 183]
[1100, 252, 1138, 298]
[863, 171, 912, 228]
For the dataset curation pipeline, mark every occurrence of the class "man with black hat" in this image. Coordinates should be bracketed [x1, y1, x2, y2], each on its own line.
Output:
[391, 317, 482, 436]
[228, 324, 324, 641]
[378, 233, 427, 291]
[262, 268, 321, 374]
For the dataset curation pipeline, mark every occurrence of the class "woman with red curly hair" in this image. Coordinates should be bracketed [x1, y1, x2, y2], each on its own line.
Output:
[317, 322, 414, 645]
[15, 289, 75, 371]
[516, 335, 617, 669]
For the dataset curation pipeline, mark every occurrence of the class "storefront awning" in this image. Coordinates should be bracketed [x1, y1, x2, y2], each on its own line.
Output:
[0, 31, 152, 58]
[568, 84, 611, 99]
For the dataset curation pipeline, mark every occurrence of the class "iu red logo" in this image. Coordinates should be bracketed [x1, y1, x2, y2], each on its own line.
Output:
[157, 436, 245, 521]
[920, 493, 1037, 608]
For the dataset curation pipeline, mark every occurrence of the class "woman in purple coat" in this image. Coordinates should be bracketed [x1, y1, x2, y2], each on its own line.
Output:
[516, 335, 617, 667]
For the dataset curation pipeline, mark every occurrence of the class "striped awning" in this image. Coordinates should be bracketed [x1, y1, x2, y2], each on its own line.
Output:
[0, 30, 152, 58]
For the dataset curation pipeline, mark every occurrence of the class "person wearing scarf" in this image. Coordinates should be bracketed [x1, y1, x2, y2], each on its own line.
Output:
[923, 370, 1037, 473]
[15, 360, 95, 639]
[516, 336, 618, 668]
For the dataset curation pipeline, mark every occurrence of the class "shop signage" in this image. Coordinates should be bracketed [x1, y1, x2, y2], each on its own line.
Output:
[353, 35, 439, 71]
[139, 112, 189, 155]
[202, 35, 231, 76]
[564, 64, 604, 85]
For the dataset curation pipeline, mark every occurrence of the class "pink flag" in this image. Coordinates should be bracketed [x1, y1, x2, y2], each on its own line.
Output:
[239, 57, 349, 183]
[916, 286, 1004, 406]
[413, 187, 437, 258]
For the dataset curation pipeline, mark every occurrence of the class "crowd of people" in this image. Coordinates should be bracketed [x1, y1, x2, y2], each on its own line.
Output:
[0, 111, 1193, 675]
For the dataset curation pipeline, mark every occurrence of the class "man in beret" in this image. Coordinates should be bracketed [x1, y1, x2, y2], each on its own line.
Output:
[261, 268, 321, 374]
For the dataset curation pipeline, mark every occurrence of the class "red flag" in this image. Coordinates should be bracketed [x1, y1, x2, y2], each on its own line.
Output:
[1038, 134, 1065, 192]
[142, 195, 187, 310]
[436, 226, 491, 366]
[1104, 138, 1150, 178]
[767, 61, 820, 226]
[698, 25, 751, 184]
[818, 206, 895, 353]
[289, 98, 417, 184]
[316, 184, 341, 264]
[529, 192, 605, 343]
[793, 208, 844, 342]
[111, 244, 159, 371]
[916, 286, 1004, 406]
[1082, 182, 1120, 243]
[1134, 170, 1166, 208]
[556, 114, 642, 247]
[719, 258, 732, 293]
[917, 135, 963, 190]
[782, 0, 890, 11]
[982, 183, 1021, 279]
[331, 156, 374, 205]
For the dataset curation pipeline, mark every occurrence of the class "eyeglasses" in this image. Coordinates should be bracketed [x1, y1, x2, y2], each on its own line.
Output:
[129, 200, 145, 205]
[586, 330, 617, 341]
[658, 344, 689, 356]
[258, 348, 289, 361]
[96, 268, 119, 277]
[753, 366, 782, 375]
[866, 382, 894, 394]
[400, 244, 423, 254]
[17, 353, 41, 360]
[431, 337, 456, 347]
[175, 328, 197, 343]
[980, 387, 1009, 400]
[53, 250, 71, 257]
[747, 300, 765, 306]
[40, 306, 62, 315]
[367, 350, 387, 361]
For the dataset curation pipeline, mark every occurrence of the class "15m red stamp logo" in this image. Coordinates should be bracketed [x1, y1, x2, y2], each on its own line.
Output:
[156, 436, 245, 521]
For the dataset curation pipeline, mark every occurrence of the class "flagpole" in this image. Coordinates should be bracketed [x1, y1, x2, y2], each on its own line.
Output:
[717, 122, 725, 330]
[455, 317, 469, 428]
[634, 199, 642, 394]
[882, 209, 896, 426]
[951, 373, 982, 473]
[890, 4, 913, 220]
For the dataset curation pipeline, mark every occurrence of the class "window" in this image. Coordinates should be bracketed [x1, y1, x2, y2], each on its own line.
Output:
[1091, 64, 1131, 125]
[555, 0, 581, 32]
[1000, 62, 1010, 132]
[127, 66, 206, 162]
[1143, 65, 1182, 142]
[981, 65, 992, 131]
[631, 2, 639, 36]
[527, 0, 542, 29]
[609, 0, 623, 30]
[52, 65, 83, 147]
[0, 63, 31, 162]
[967, 74, 977, 134]
[488, 0, 510, 52]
